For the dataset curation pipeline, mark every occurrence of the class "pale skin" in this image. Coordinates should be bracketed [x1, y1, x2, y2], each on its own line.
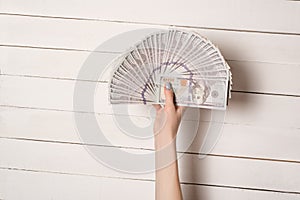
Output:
[153, 83, 184, 200]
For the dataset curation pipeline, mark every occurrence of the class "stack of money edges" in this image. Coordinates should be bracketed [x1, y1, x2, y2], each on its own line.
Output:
[109, 29, 232, 110]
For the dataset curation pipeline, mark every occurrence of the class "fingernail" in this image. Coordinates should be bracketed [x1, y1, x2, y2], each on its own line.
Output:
[165, 82, 171, 90]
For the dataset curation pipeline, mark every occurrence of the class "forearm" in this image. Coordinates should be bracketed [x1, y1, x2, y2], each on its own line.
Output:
[153, 84, 183, 200]
[155, 134, 183, 200]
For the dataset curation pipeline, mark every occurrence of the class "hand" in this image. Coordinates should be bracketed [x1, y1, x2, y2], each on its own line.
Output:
[153, 82, 185, 149]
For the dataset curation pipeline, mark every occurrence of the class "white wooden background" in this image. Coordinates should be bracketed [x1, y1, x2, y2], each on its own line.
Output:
[1, 0, 300, 199]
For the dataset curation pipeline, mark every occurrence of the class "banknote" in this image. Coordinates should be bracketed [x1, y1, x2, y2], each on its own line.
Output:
[158, 76, 228, 110]
[109, 29, 232, 110]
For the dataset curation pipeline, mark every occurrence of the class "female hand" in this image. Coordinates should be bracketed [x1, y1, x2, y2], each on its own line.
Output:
[153, 82, 185, 149]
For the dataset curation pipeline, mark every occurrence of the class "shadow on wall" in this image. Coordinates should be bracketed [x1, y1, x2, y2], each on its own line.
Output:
[177, 62, 251, 199]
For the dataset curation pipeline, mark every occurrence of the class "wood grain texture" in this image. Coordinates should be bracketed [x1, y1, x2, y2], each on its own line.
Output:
[1, 0, 300, 34]
[1, 1, 300, 198]
[1, 15, 300, 64]
[1, 46, 300, 96]
[1, 138, 300, 193]
[0, 76, 298, 128]
[1, 106, 300, 162]
[1, 168, 299, 200]
[0, 168, 152, 200]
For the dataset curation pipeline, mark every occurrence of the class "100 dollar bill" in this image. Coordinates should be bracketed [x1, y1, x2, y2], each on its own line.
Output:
[158, 76, 228, 110]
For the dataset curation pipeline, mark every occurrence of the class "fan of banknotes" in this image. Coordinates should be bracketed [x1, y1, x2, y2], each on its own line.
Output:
[109, 29, 232, 110]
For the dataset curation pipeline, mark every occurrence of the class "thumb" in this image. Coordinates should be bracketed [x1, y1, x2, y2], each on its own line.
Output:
[164, 82, 175, 108]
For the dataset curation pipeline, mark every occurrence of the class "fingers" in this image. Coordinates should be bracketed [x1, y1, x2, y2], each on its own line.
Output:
[164, 82, 175, 109]
[177, 106, 186, 116]
[163, 82, 185, 116]
[152, 104, 162, 112]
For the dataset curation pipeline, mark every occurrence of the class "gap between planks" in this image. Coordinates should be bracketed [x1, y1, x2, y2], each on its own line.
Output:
[1, 104, 300, 128]
[1, 166, 300, 196]
[1, 136, 300, 165]
[0, 73, 299, 98]
[1, 12, 300, 37]
[2, 44, 297, 65]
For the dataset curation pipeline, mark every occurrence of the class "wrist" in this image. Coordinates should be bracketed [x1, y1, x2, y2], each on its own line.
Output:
[154, 132, 177, 150]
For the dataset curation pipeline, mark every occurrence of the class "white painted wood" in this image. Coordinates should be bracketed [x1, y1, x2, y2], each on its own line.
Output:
[0, 137, 153, 180]
[1, 15, 300, 64]
[1, 168, 299, 200]
[0, 168, 153, 200]
[0, 46, 98, 81]
[1, 0, 300, 34]
[181, 183, 300, 200]
[1, 106, 300, 162]
[0, 169, 104, 199]
[1, 2, 300, 198]
[228, 60, 300, 95]
[1, 46, 300, 95]
[1, 138, 300, 193]
[0, 76, 299, 128]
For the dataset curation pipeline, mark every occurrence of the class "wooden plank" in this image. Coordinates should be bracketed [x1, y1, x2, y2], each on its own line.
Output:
[0, 76, 299, 128]
[1, 138, 300, 193]
[1, 46, 300, 95]
[1, 2, 299, 199]
[181, 184, 300, 200]
[1, 0, 300, 34]
[228, 60, 300, 96]
[0, 168, 153, 200]
[0, 169, 105, 199]
[0, 46, 98, 81]
[1, 15, 300, 64]
[0, 106, 300, 162]
[1, 168, 298, 200]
